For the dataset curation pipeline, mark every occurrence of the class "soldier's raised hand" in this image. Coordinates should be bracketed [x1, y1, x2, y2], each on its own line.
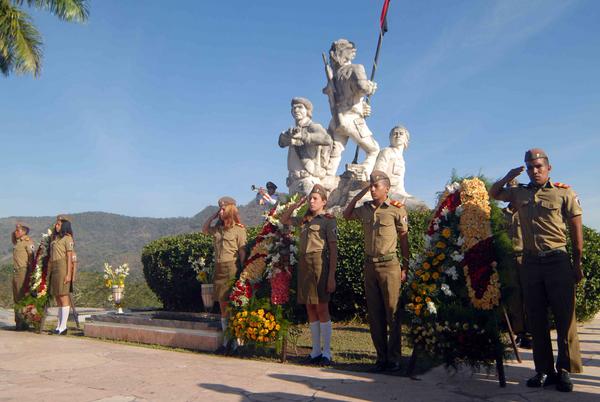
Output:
[504, 166, 525, 182]
[368, 81, 378, 95]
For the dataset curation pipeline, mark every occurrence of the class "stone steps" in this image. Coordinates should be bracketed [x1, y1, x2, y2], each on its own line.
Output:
[84, 311, 223, 352]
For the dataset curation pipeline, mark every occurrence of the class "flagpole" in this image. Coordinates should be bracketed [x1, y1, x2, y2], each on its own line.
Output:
[352, 1, 390, 165]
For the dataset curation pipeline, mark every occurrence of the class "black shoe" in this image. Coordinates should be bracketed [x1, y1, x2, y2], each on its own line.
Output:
[369, 361, 388, 373]
[301, 354, 322, 365]
[215, 345, 227, 355]
[56, 329, 68, 336]
[556, 370, 573, 392]
[526, 372, 548, 388]
[386, 361, 402, 372]
[319, 356, 332, 366]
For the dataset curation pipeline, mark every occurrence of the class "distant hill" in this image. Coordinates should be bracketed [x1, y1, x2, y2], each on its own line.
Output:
[1, 198, 269, 276]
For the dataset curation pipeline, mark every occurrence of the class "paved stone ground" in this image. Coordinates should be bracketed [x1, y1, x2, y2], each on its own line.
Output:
[1, 308, 598, 402]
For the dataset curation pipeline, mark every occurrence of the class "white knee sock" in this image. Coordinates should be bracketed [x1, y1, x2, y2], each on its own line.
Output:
[221, 318, 229, 346]
[58, 306, 70, 332]
[55, 307, 62, 331]
[321, 321, 332, 359]
[309, 321, 321, 358]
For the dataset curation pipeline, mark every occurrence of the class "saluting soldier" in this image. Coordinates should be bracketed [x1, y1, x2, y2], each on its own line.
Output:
[49, 215, 75, 335]
[12, 223, 35, 330]
[281, 184, 338, 366]
[490, 148, 583, 392]
[502, 179, 531, 349]
[343, 170, 409, 372]
[202, 196, 247, 354]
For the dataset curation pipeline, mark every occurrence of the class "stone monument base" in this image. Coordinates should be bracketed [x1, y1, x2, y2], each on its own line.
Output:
[84, 311, 223, 352]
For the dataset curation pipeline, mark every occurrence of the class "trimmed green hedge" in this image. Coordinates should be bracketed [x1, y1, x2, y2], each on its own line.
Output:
[142, 211, 600, 321]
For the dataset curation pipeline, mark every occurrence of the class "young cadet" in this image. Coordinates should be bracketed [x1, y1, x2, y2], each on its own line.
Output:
[281, 184, 337, 365]
[490, 148, 583, 392]
[49, 216, 75, 335]
[202, 196, 247, 354]
[343, 170, 409, 373]
[12, 223, 35, 330]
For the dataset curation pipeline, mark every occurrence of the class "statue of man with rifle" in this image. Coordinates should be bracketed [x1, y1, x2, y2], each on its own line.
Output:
[322, 39, 380, 182]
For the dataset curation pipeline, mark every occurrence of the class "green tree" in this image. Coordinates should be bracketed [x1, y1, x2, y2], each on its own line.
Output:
[0, 0, 88, 77]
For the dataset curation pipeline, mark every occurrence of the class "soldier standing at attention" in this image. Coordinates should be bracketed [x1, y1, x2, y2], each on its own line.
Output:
[280, 184, 338, 366]
[343, 170, 409, 372]
[202, 197, 247, 354]
[49, 216, 75, 335]
[12, 223, 35, 330]
[490, 148, 583, 392]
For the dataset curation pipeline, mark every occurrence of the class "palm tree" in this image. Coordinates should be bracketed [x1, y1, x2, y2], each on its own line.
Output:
[0, 0, 88, 77]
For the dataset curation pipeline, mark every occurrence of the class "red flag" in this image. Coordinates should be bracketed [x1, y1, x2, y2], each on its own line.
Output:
[380, 0, 391, 34]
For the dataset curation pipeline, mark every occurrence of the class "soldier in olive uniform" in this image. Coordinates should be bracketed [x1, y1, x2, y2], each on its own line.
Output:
[502, 179, 531, 349]
[49, 216, 75, 335]
[202, 196, 247, 354]
[490, 148, 583, 392]
[343, 170, 409, 372]
[281, 184, 338, 365]
[12, 223, 35, 330]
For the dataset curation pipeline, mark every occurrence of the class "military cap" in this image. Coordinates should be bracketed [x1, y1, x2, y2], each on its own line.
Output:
[309, 184, 328, 200]
[266, 181, 277, 190]
[369, 170, 390, 184]
[291, 97, 313, 113]
[524, 148, 548, 162]
[218, 196, 236, 207]
[15, 222, 30, 234]
[57, 214, 71, 222]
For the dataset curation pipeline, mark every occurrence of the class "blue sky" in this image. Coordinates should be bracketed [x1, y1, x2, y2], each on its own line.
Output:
[2, 0, 599, 230]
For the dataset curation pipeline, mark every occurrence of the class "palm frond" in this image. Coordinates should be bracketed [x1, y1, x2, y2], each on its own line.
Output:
[14, 0, 89, 22]
[1, 2, 42, 76]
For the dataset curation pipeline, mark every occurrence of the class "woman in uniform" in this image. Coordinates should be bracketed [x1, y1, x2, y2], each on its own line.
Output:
[50, 216, 75, 335]
[202, 197, 247, 354]
[12, 223, 35, 330]
[281, 184, 338, 365]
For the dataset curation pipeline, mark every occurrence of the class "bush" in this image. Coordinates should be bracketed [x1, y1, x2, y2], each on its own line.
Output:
[574, 226, 600, 322]
[142, 210, 432, 318]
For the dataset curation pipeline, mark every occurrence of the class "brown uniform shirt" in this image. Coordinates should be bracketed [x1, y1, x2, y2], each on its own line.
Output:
[13, 236, 35, 269]
[50, 235, 75, 262]
[208, 223, 247, 263]
[503, 206, 523, 254]
[496, 181, 582, 253]
[292, 213, 337, 254]
[349, 199, 408, 257]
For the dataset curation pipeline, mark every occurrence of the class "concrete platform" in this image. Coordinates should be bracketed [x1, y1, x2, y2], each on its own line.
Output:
[84, 311, 223, 352]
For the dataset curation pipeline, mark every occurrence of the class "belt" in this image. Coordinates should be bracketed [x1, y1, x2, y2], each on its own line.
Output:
[524, 247, 567, 258]
[367, 253, 397, 263]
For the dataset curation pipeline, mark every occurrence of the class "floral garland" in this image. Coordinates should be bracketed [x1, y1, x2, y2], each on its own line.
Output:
[15, 228, 53, 330]
[460, 178, 500, 310]
[405, 178, 506, 368]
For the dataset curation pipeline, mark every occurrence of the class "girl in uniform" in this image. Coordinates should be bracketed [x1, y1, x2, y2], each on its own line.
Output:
[12, 223, 35, 330]
[281, 184, 338, 365]
[50, 216, 75, 335]
[202, 197, 247, 353]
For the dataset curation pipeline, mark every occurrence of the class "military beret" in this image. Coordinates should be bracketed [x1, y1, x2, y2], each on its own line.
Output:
[309, 184, 328, 200]
[370, 170, 390, 184]
[15, 222, 30, 234]
[218, 196, 236, 207]
[524, 148, 548, 162]
[291, 97, 313, 112]
[266, 181, 277, 190]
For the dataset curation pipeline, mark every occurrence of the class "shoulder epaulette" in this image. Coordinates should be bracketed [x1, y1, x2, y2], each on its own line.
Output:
[236, 223, 245, 228]
[22, 235, 30, 242]
[324, 213, 335, 219]
[390, 200, 404, 208]
[554, 182, 571, 189]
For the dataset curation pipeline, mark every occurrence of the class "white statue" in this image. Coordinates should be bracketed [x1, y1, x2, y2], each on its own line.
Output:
[279, 97, 333, 195]
[322, 39, 380, 178]
[374, 125, 411, 198]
